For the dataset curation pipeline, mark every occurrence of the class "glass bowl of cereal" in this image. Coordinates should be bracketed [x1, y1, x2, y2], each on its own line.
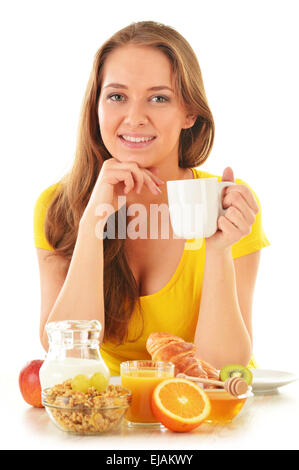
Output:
[42, 379, 132, 435]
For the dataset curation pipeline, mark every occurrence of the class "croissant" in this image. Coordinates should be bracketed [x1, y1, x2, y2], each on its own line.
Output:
[146, 332, 219, 380]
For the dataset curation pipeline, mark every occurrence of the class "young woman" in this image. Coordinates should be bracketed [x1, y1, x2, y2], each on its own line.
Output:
[34, 21, 270, 374]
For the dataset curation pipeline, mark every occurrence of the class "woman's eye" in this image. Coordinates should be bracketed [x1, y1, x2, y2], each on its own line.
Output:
[152, 95, 169, 103]
[108, 94, 124, 102]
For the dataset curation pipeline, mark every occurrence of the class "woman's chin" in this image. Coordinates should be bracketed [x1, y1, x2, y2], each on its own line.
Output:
[115, 153, 156, 167]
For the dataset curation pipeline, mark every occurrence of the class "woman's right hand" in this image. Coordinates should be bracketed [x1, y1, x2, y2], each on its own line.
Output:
[84, 158, 165, 220]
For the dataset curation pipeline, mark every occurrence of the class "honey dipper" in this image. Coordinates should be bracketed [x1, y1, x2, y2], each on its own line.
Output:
[176, 373, 249, 397]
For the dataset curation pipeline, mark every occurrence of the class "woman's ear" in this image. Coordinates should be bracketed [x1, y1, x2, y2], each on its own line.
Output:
[183, 114, 197, 129]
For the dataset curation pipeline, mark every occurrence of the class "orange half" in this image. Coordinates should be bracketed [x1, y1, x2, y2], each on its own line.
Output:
[151, 378, 211, 432]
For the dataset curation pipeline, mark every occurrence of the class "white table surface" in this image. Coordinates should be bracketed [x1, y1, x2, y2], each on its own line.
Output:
[3, 369, 298, 450]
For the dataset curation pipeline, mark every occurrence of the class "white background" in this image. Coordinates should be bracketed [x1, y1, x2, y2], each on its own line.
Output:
[0, 0, 298, 449]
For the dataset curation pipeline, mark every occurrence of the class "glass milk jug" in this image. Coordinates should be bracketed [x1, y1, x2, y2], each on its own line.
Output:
[39, 320, 110, 390]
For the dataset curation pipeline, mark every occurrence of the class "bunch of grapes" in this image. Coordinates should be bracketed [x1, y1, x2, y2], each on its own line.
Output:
[71, 372, 109, 393]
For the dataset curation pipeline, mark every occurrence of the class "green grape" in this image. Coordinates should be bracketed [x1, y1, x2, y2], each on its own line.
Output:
[71, 374, 90, 394]
[90, 372, 109, 393]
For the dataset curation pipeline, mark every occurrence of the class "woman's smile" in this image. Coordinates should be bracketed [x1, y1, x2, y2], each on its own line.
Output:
[118, 135, 157, 149]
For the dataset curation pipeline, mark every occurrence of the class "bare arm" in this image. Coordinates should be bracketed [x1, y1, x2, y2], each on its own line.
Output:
[233, 250, 261, 342]
[194, 248, 261, 369]
[39, 210, 107, 350]
[194, 166, 262, 368]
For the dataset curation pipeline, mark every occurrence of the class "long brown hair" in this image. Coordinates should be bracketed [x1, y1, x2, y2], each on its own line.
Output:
[45, 20, 215, 344]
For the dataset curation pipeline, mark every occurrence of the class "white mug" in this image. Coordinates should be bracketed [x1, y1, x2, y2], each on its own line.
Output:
[166, 177, 236, 239]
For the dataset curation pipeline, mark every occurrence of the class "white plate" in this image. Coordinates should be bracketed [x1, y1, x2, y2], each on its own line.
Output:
[250, 369, 298, 392]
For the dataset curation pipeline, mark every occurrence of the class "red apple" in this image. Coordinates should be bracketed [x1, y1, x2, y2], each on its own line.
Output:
[19, 360, 44, 408]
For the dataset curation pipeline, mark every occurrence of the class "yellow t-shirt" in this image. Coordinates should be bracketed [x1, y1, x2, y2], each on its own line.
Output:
[33, 168, 270, 374]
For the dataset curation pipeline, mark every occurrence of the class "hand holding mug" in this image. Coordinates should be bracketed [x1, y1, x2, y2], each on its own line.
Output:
[166, 166, 259, 251]
[205, 167, 260, 252]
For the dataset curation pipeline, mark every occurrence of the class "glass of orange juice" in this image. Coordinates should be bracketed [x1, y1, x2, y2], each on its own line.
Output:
[120, 360, 175, 427]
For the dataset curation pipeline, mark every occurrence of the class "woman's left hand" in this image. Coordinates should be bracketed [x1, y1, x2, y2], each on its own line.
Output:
[205, 167, 260, 252]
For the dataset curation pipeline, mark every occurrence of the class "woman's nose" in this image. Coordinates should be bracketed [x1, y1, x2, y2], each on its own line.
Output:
[123, 102, 149, 126]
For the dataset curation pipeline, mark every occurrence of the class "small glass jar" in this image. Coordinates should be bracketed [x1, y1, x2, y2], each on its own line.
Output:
[39, 320, 110, 390]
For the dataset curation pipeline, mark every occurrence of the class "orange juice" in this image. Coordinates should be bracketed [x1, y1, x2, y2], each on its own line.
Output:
[204, 389, 251, 424]
[120, 361, 174, 425]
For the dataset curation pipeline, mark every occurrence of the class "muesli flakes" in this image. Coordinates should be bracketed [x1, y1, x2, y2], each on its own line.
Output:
[43, 379, 131, 434]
